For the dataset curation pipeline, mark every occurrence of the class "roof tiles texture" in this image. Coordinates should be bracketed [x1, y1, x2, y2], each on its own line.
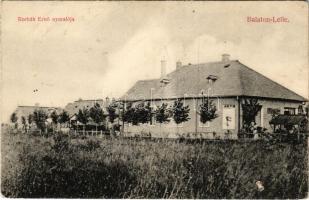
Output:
[122, 60, 306, 102]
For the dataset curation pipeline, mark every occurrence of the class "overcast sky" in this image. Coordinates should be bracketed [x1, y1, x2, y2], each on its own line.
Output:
[1, 1, 308, 122]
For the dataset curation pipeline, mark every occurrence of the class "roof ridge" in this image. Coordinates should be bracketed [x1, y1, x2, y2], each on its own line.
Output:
[165, 60, 239, 76]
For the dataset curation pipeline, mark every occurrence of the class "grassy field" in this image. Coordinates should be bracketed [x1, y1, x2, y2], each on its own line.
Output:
[1, 128, 308, 199]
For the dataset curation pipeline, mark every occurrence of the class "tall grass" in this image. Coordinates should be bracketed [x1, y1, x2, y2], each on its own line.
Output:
[1, 129, 308, 198]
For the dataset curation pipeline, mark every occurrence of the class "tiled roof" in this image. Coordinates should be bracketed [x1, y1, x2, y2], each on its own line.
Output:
[122, 60, 306, 102]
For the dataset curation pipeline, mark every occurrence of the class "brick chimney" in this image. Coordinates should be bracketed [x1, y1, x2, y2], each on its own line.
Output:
[222, 54, 230, 62]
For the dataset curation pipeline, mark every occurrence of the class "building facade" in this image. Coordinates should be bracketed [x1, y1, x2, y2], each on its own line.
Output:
[14, 104, 62, 127]
[121, 54, 307, 139]
[64, 98, 109, 117]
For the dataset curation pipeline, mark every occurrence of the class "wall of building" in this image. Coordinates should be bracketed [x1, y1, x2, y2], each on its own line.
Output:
[124, 97, 240, 139]
[14, 106, 62, 126]
[124, 97, 304, 139]
[254, 99, 302, 132]
[64, 99, 105, 116]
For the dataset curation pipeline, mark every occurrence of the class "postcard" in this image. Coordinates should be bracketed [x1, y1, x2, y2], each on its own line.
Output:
[1, 1, 308, 199]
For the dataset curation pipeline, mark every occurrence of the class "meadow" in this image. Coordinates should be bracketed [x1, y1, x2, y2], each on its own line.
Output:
[1, 128, 308, 199]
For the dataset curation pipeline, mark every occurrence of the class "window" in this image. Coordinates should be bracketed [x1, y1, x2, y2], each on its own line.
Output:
[298, 105, 304, 115]
[267, 108, 280, 115]
[223, 105, 236, 130]
[284, 107, 296, 115]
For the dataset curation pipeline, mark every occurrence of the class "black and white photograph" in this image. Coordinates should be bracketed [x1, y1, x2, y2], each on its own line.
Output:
[1, 1, 308, 199]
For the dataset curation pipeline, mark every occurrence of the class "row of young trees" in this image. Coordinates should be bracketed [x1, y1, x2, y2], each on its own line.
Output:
[10, 109, 70, 132]
[75, 103, 107, 126]
[121, 97, 263, 129]
[122, 98, 218, 126]
[10, 99, 219, 132]
[10, 97, 263, 133]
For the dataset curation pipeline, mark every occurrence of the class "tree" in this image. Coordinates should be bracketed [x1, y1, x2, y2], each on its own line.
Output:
[10, 112, 18, 129]
[76, 108, 90, 131]
[28, 114, 34, 129]
[58, 110, 70, 127]
[33, 109, 48, 132]
[199, 98, 218, 124]
[122, 102, 152, 125]
[155, 103, 171, 134]
[51, 111, 59, 124]
[155, 103, 171, 124]
[89, 103, 105, 128]
[107, 103, 118, 124]
[50, 111, 59, 131]
[135, 102, 152, 124]
[172, 99, 190, 125]
[122, 103, 137, 125]
[21, 116, 27, 132]
[242, 98, 262, 129]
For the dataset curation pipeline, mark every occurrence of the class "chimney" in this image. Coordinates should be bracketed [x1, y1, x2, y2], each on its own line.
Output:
[160, 60, 166, 78]
[176, 60, 182, 70]
[222, 54, 230, 62]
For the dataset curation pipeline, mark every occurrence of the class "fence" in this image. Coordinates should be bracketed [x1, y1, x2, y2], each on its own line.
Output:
[69, 130, 110, 137]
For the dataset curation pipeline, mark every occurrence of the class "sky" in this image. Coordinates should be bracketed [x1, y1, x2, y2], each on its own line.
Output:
[1, 1, 308, 122]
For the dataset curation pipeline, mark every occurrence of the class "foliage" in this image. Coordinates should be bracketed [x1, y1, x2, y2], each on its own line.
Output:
[10, 113, 18, 124]
[58, 110, 70, 125]
[21, 116, 27, 128]
[122, 102, 152, 125]
[50, 111, 59, 125]
[33, 109, 48, 132]
[1, 130, 308, 199]
[135, 102, 152, 124]
[107, 103, 118, 123]
[20, 116, 26, 132]
[27, 114, 34, 125]
[199, 98, 218, 124]
[89, 103, 105, 124]
[242, 98, 262, 127]
[172, 99, 190, 124]
[122, 103, 134, 124]
[76, 108, 90, 125]
[155, 103, 171, 124]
